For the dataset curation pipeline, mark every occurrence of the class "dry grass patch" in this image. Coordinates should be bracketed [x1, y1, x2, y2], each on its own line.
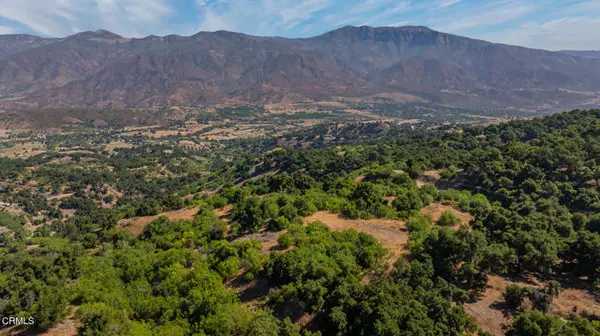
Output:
[0, 142, 46, 158]
[59, 209, 76, 219]
[304, 211, 408, 262]
[384, 196, 396, 206]
[416, 169, 444, 187]
[420, 203, 473, 226]
[353, 175, 366, 184]
[118, 207, 199, 236]
[48, 193, 74, 201]
[465, 275, 600, 336]
[104, 141, 133, 152]
[214, 205, 232, 222]
[201, 127, 265, 141]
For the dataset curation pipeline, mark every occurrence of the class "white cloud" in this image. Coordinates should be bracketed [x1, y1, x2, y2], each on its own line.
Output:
[480, 17, 600, 50]
[0, 0, 173, 37]
[385, 20, 410, 27]
[439, 0, 461, 8]
[0, 26, 16, 34]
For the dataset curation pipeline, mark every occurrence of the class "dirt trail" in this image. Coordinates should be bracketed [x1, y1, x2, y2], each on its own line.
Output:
[41, 306, 79, 336]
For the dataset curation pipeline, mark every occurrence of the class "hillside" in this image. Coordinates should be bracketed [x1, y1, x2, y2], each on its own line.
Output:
[3, 109, 600, 335]
[1, 26, 600, 111]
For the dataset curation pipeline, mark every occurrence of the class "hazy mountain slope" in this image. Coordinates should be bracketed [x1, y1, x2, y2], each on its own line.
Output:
[560, 50, 600, 59]
[1, 26, 599, 110]
[0, 34, 56, 60]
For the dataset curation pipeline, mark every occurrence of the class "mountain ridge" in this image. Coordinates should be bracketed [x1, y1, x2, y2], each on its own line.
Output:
[1, 25, 600, 110]
[559, 50, 600, 59]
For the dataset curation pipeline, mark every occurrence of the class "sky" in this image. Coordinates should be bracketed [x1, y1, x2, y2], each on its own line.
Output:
[0, 0, 599, 51]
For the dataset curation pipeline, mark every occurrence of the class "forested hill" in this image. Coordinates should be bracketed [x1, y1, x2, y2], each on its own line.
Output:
[2, 110, 600, 335]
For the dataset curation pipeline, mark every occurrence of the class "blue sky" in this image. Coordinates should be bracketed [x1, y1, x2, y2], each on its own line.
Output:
[0, 0, 599, 50]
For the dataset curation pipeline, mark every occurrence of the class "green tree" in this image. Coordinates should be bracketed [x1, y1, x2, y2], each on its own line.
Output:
[504, 284, 527, 310]
[437, 210, 461, 226]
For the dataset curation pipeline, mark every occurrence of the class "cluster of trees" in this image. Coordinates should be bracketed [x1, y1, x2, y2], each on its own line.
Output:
[1, 205, 297, 335]
[255, 110, 600, 278]
[510, 311, 600, 336]
[229, 188, 321, 234]
[245, 109, 600, 332]
[503, 281, 561, 313]
[266, 222, 478, 335]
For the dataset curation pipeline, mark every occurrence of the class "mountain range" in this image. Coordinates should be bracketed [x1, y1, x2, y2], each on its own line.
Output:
[1, 26, 599, 111]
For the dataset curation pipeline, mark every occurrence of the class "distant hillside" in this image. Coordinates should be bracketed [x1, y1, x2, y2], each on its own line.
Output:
[1, 26, 600, 111]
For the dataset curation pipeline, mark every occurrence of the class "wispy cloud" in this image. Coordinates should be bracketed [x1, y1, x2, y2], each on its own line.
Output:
[347, 0, 396, 14]
[481, 17, 600, 50]
[433, 1, 535, 32]
[382, 1, 412, 16]
[324, 0, 411, 28]
[562, 0, 600, 15]
[0, 0, 598, 51]
[0, 0, 174, 37]
[197, 0, 334, 34]
[278, 0, 335, 29]
[439, 0, 461, 8]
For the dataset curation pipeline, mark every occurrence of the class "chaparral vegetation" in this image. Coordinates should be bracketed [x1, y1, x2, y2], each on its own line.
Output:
[2, 108, 600, 335]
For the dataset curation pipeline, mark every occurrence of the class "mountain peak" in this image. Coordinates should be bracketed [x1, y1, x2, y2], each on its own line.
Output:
[315, 25, 440, 43]
[68, 29, 123, 40]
